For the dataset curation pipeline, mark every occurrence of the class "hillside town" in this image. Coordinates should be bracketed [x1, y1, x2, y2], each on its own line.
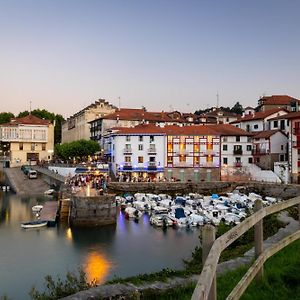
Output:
[0, 94, 299, 184]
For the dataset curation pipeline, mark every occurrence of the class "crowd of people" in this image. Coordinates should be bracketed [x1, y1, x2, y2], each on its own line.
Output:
[116, 173, 172, 183]
[66, 173, 110, 194]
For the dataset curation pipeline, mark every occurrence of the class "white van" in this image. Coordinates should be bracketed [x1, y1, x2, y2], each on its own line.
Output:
[28, 170, 38, 179]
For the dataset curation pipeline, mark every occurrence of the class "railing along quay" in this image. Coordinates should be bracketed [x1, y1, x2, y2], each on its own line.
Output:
[192, 196, 300, 300]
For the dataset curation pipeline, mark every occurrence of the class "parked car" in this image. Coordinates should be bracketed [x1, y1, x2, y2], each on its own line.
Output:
[28, 170, 38, 179]
[21, 165, 31, 175]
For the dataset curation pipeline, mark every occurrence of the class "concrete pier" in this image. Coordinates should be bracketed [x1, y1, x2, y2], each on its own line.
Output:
[69, 194, 116, 227]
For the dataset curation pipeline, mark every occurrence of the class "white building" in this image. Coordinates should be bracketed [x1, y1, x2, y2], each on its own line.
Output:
[252, 130, 288, 170]
[0, 114, 54, 167]
[109, 125, 165, 180]
[230, 108, 288, 132]
[107, 123, 253, 182]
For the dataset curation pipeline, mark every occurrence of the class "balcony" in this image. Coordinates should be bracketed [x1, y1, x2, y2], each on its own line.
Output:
[148, 161, 157, 170]
[123, 162, 132, 170]
[235, 162, 242, 167]
[123, 148, 132, 154]
[148, 148, 157, 154]
[173, 162, 194, 167]
[252, 149, 269, 155]
[233, 148, 243, 155]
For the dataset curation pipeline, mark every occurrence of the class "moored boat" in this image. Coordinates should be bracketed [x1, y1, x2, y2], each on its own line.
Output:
[32, 205, 43, 213]
[21, 220, 48, 229]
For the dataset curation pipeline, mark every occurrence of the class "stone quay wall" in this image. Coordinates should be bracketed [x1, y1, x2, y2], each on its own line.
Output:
[108, 181, 300, 200]
[69, 195, 117, 227]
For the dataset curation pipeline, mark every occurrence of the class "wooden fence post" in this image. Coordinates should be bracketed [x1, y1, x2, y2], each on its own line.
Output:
[254, 199, 264, 281]
[202, 224, 216, 300]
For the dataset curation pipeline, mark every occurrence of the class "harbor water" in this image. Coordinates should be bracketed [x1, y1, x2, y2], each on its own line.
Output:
[0, 192, 200, 299]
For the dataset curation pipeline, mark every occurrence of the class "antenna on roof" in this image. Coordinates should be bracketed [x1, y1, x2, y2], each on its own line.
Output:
[216, 92, 219, 108]
[118, 97, 121, 111]
[29, 101, 32, 114]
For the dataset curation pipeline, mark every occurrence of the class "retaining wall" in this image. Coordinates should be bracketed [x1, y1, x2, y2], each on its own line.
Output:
[108, 181, 300, 200]
[69, 195, 117, 227]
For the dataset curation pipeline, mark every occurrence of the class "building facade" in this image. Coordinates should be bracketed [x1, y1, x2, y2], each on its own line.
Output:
[62, 99, 117, 143]
[0, 115, 54, 167]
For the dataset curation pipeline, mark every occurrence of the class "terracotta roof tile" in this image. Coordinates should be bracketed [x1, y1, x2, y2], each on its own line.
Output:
[230, 108, 287, 124]
[253, 130, 284, 139]
[1, 114, 50, 126]
[259, 95, 300, 105]
[113, 124, 251, 136]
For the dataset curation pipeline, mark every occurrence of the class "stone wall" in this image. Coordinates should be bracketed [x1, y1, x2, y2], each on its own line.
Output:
[108, 181, 300, 200]
[70, 195, 117, 227]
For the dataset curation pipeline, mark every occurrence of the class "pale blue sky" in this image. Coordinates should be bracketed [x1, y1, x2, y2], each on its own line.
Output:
[1, 0, 300, 117]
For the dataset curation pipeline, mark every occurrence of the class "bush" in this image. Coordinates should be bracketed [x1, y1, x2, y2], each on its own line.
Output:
[29, 269, 96, 300]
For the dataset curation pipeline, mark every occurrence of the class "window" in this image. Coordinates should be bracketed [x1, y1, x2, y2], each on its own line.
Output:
[138, 144, 143, 151]
[236, 136, 240, 142]
[223, 157, 228, 164]
[223, 137, 227, 142]
[167, 156, 173, 164]
[246, 145, 252, 151]
[248, 157, 253, 163]
[125, 156, 131, 162]
[179, 155, 186, 162]
[223, 144, 228, 151]
[150, 135, 154, 142]
[126, 136, 131, 142]
[42, 143, 46, 151]
[247, 137, 252, 142]
[19, 143, 23, 150]
[149, 156, 156, 162]
[273, 121, 278, 128]
[31, 143, 35, 151]
[254, 124, 258, 129]
[279, 154, 285, 162]
[281, 145, 284, 150]
[139, 135, 143, 142]
[138, 156, 143, 163]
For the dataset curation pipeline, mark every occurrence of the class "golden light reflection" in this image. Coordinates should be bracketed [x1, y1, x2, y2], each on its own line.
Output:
[66, 228, 73, 241]
[86, 184, 90, 197]
[84, 251, 111, 284]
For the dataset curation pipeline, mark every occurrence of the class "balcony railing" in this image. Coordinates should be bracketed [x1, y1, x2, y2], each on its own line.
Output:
[252, 149, 269, 155]
[123, 148, 132, 154]
[233, 149, 243, 155]
[235, 162, 242, 167]
[148, 162, 157, 169]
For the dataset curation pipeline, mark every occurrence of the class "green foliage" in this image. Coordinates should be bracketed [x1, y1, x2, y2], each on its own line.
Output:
[55, 140, 100, 161]
[107, 268, 189, 286]
[230, 101, 244, 115]
[0, 112, 14, 124]
[17, 109, 65, 144]
[29, 269, 96, 300]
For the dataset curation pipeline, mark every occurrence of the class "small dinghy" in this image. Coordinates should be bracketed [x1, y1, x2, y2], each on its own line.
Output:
[32, 205, 43, 213]
[21, 220, 48, 229]
[44, 189, 55, 195]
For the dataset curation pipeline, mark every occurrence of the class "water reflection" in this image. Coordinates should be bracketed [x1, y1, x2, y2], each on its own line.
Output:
[83, 251, 112, 283]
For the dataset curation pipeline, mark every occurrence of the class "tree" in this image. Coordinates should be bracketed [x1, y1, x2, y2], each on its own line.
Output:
[55, 140, 100, 161]
[0, 112, 14, 124]
[230, 102, 244, 115]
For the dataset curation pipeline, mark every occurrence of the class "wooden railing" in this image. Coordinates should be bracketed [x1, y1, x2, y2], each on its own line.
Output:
[191, 196, 300, 300]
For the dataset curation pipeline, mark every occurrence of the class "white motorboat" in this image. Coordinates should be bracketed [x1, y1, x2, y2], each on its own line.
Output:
[44, 189, 55, 195]
[32, 205, 43, 213]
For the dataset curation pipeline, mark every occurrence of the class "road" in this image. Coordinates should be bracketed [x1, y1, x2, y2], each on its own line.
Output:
[4, 167, 50, 195]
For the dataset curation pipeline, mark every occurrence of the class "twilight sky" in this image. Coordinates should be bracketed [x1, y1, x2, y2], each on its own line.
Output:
[1, 0, 300, 118]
